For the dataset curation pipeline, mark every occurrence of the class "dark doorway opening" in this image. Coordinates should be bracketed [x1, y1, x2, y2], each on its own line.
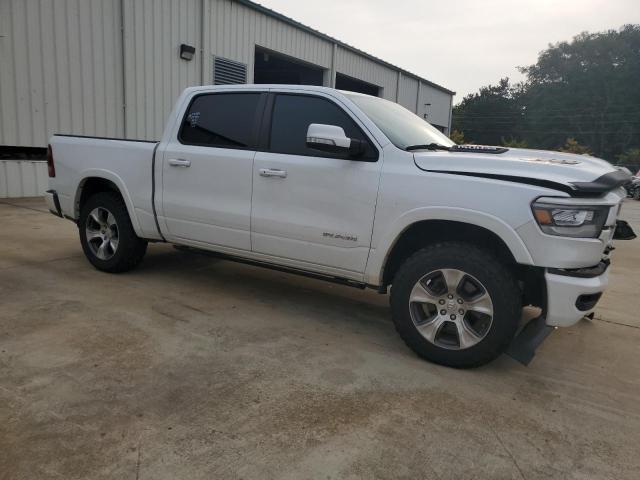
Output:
[335, 73, 380, 96]
[254, 47, 324, 85]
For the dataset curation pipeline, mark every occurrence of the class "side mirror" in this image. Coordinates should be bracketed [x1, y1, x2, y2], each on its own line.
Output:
[306, 123, 365, 157]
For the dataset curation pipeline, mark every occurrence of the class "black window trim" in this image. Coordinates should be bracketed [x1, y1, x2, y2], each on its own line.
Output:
[261, 92, 380, 162]
[177, 91, 268, 151]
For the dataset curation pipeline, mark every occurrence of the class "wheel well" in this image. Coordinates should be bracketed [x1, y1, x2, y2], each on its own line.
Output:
[76, 177, 122, 217]
[381, 220, 545, 306]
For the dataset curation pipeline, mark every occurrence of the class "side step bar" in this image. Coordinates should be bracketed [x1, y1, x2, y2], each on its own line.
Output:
[173, 245, 367, 290]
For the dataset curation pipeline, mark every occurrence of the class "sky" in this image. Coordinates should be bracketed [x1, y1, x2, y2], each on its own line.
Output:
[258, 0, 640, 102]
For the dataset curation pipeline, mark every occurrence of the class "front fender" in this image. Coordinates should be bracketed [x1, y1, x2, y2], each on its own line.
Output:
[365, 206, 534, 285]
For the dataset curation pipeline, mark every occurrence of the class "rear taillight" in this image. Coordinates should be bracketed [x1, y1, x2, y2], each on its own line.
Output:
[47, 144, 56, 177]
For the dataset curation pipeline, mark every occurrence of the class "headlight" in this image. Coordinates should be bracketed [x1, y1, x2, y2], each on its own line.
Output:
[531, 202, 609, 238]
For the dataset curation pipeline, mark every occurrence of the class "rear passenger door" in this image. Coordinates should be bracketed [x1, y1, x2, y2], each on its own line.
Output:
[251, 92, 382, 277]
[160, 91, 266, 250]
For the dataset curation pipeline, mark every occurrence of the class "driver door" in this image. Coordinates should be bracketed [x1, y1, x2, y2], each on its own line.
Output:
[250, 92, 382, 277]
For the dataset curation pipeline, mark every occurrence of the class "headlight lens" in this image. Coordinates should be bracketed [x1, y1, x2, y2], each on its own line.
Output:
[531, 202, 609, 238]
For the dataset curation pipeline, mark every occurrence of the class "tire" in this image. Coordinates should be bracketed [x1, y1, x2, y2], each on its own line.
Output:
[390, 242, 521, 368]
[634, 188, 640, 201]
[78, 192, 147, 273]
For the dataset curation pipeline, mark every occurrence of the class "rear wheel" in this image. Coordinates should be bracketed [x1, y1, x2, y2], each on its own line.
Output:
[390, 242, 521, 368]
[79, 192, 147, 273]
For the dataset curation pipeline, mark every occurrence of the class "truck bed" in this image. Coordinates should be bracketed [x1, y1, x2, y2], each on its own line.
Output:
[48, 134, 161, 240]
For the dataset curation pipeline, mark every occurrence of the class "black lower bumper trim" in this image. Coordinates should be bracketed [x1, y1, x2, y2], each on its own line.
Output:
[613, 220, 636, 240]
[506, 314, 554, 366]
[548, 260, 609, 278]
[46, 189, 63, 217]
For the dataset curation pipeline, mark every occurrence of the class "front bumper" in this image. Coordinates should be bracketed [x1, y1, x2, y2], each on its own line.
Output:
[545, 263, 609, 327]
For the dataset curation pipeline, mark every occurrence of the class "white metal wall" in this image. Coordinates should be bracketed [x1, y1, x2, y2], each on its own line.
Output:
[0, 0, 125, 148]
[0, 0, 454, 147]
[0, 161, 48, 198]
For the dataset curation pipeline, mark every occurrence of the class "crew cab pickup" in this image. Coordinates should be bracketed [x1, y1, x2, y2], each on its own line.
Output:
[46, 84, 635, 368]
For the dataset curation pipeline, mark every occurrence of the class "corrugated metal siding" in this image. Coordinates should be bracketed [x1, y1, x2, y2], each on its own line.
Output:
[398, 75, 419, 111]
[208, 0, 333, 84]
[122, 0, 202, 140]
[0, 0, 124, 148]
[418, 84, 452, 130]
[0, 161, 48, 198]
[335, 47, 399, 101]
[0, 0, 453, 149]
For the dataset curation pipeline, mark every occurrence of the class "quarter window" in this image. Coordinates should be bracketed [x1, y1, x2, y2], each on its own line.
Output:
[179, 93, 261, 148]
[269, 94, 376, 160]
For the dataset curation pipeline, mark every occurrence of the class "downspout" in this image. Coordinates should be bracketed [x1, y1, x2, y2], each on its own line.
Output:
[330, 43, 337, 88]
[200, 0, 207, 85]
[415, 81, 421, 115]
[120, 0, 127, 137]
[395, 71, 401, 102]
[447, 94, 453, 136]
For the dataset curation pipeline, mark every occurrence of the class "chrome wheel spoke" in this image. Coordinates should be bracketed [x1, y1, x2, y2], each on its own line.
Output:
[416, 315, 446, 344]
[86, 228, 102, 241]
[410, 281, 440, 304]
[441, 269, 465, 295]
[86, 207, 118, 261]
[466, 292, 493, 316]
[456, 321, 482, 349]
[409, 268, 494, 351]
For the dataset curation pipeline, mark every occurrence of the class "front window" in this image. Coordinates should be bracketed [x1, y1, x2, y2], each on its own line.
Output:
[344, 93, 455, 150]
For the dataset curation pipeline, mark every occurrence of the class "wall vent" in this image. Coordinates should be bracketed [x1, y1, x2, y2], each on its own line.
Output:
[213, 56, 247, 85]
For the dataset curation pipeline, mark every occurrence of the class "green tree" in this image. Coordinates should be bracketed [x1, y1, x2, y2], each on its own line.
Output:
[453, 25, 640, 160]
[452, 78, 523, 146]
[449, 129, 466, 144]
[558, 138, 592, 155]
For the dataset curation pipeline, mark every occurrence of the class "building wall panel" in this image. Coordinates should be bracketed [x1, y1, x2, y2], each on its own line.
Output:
[418, 83, 452, 131]
[335, 47, 399, 101]
[208, 0, 333, 84]
[0, 160, 48, 198]
[398, 75, 419, 111]
[0, 0, 124, 148]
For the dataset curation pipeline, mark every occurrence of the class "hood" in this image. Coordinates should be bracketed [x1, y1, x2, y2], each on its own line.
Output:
[413, 147, 631, 196]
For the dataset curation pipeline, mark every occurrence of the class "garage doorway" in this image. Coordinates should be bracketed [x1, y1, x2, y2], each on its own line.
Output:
[254, 47, 324, 85]
[335, 73, 380, 96]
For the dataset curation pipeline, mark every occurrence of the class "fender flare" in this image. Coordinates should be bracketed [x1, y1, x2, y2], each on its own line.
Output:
[73, 169, 144, 237]
[365, 206, 534, 285]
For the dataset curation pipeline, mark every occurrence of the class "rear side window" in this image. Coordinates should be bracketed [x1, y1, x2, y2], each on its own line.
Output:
[269, 94, 377, 160]
[179, 93, 261, 148]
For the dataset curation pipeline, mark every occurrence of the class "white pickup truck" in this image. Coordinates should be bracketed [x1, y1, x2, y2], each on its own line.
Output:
[46, 84, 635, 368]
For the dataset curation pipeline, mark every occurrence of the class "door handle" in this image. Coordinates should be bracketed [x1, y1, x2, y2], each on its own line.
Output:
[259, 168, 287, 178]
[168, 158, 191, 168]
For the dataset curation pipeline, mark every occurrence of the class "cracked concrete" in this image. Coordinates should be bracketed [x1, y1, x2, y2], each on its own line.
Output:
[1, 196, 639, 479]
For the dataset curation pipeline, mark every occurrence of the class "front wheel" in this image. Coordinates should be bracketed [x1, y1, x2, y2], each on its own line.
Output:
[390, 242, 521, 368]
[79, 192, 147, 273]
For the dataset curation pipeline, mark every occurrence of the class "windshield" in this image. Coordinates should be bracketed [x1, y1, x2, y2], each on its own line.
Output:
[344, 93, 455, 150]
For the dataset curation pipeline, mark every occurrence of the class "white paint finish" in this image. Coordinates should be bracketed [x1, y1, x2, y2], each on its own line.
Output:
[418, 83, 452, 130]
[159, 143, 255, 251]
[0, 0, 124, 148]
[545, 270, 609, 327]
[0, 161, 49, 198]
[122, 0, 202, 141]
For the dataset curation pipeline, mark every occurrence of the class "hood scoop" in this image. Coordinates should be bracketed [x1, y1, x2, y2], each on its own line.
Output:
[450, 144, 509, 154]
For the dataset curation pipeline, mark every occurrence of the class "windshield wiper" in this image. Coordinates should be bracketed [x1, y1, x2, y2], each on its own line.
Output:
[405, 143, 452, 152]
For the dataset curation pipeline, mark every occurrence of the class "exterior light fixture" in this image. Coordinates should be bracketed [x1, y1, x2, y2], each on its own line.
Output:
[180, 44, 195, 61]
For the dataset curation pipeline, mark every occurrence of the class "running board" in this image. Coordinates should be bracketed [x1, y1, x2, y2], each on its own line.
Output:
[505, 314, 555, 366]
[173, 245, 367, 290]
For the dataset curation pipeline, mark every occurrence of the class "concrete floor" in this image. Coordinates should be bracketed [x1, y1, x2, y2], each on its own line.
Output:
[1, 197, 640, 480]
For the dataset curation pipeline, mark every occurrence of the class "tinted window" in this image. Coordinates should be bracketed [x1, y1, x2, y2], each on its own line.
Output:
[269, 94, 376, 160]
[180, 93, 261, 148]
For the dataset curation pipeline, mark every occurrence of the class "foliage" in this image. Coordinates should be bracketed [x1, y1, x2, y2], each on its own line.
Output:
[617, 148, 640, 166]
[501, 137, 528, 148]
[449, 129, 466, 144]
[558, 138, 592, 155]
[452, 25, 640, 161]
